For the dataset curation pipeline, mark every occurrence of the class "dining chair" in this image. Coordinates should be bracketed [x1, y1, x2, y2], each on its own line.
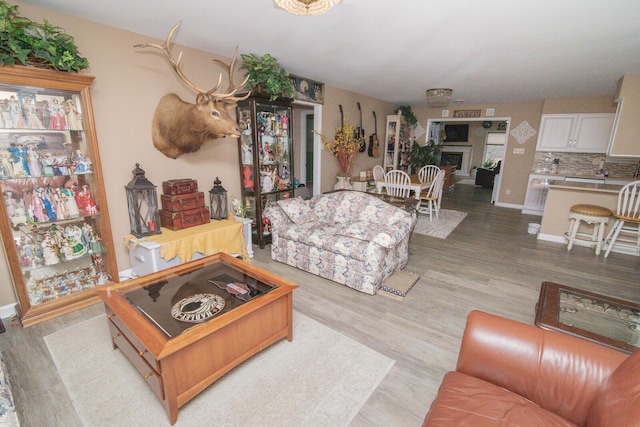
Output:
[418, 165, 440, 185]
[384, 169, 412, 198]
[603, 180, 640, 257]
[417, 169, 445, 221]
[370, 164, 386, 193]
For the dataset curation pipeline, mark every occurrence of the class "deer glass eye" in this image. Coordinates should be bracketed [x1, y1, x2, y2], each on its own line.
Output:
[211, 111, 221, 118]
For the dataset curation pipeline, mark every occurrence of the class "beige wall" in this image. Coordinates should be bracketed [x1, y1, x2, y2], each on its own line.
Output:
[542, 95, 616, 114]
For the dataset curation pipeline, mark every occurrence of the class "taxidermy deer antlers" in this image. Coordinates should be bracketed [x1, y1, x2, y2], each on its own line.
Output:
[135, 22, 250, 159]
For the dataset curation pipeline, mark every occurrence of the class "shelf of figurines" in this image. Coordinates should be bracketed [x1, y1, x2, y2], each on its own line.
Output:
[2, 173, 99, 229]
[15, 218, 110, 306]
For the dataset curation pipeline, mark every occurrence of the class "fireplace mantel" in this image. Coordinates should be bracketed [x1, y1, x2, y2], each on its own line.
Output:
[441, 145, 473, 176]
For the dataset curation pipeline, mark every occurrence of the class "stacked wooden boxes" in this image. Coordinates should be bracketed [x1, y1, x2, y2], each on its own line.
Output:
[159, 179, 210, 230]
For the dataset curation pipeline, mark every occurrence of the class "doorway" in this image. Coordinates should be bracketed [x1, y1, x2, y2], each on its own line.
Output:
[293, 102, 322, 197]
[426, 117, 510, 203]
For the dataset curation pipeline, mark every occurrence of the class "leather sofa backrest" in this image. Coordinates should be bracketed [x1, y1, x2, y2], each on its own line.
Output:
[586, 349, 640, 426]
[456, 311, 627, 426]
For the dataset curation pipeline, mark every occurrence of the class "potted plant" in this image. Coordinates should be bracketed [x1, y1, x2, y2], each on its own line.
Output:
[240, 52, 295, 101]
[0, 1, 89, 72]
[408, 140, 441, 172]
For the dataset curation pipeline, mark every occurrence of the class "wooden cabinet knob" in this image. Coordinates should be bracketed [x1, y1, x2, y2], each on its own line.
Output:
[138, 349, 147, 357]
[111, 333, 121, 339]
[143, 373, 153, 379]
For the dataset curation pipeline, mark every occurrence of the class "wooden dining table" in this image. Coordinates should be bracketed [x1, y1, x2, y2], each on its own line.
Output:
[375, 174, 432, 200]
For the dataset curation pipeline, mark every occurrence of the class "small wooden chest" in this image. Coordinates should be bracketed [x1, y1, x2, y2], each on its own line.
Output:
[162, 179, 198, 196]
[160, 192, 205, 212]
[159, 207, 210, 230]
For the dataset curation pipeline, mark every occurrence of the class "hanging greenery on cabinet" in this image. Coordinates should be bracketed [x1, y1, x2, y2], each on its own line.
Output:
[240, 53, 295, 101]
[398, 105, 417, 126]
[0, 1, 89, 72]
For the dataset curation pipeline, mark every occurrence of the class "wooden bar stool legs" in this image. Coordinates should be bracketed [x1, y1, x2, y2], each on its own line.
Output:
[565, 204, 612, 255]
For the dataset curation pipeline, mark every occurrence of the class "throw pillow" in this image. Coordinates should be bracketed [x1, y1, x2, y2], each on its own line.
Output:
[277, 197, 318, 224]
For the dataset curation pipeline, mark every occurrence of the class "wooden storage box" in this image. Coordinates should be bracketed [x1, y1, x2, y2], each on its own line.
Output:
[162, 179, 198, 195]
[161, 192, 205, 212]
[159, 207, 210, 230]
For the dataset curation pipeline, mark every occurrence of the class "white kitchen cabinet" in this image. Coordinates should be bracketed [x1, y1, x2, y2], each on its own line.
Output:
[522, 174, 565, 216]
[536, 113, 614, 153]
[608, 73, 640, 157]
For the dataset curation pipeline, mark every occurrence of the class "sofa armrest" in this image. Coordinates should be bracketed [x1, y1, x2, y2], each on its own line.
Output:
[456, 311, 627, 426]
[264, 203, 292, 230]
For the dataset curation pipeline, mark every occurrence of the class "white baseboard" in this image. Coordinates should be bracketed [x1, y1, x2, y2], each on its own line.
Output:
[538, 233, 638, 256]
[0, 303, 17, 320]
[494, 202, 524, 210]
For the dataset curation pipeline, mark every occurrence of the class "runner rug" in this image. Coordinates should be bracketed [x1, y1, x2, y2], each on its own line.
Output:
[44, 311, 394, 427]
[412, 209, 467, 239]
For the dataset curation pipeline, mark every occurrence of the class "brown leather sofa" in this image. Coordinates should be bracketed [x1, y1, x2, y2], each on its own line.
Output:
[423, 310, 640, 426]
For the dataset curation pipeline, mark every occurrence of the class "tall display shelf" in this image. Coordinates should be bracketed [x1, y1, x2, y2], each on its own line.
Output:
[0, 66, 117, 327]
[237, 95, 294, 249]
[383, 114, 412, 172]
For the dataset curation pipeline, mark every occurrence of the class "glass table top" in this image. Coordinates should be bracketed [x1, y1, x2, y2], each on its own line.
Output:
[557, 287, 640, 348]
[119, 262, 275, 338]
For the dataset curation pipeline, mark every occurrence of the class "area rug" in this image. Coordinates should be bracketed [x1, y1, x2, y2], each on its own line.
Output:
[413, 209, 468, 239]
[44, 311, 394, 427]
[378, 269, 421, 301]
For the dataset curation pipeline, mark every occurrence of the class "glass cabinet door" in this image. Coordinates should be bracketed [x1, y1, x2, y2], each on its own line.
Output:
[0, 66, 117, 326]
[237, 97, 293, 248]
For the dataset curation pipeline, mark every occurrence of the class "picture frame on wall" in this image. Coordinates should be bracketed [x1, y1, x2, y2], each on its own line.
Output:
[290, 75, 324, 104]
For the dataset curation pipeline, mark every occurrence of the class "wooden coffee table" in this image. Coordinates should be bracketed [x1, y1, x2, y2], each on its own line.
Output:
[98, 252, 297, 424]
[535, 281, 640, 354]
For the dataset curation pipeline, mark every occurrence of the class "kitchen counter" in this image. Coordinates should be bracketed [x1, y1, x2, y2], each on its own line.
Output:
[532, 179, 623, 194]
[537, 180, 623, 252]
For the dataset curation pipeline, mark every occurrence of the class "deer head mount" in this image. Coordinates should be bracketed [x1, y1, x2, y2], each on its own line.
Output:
[135, 22, 250, 159]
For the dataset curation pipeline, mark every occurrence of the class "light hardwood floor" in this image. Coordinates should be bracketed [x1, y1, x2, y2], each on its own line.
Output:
[1, 184, 638, 427]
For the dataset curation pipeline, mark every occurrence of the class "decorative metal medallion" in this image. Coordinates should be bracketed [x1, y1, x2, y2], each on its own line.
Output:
[171, 293, 225, 323]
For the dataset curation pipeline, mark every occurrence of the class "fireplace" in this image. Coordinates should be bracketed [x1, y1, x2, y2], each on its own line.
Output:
[440, 145, 473, 176]
[441, 152, 463, 170]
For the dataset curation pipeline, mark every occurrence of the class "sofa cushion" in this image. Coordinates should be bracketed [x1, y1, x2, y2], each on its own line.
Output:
[338, 221, 397, 249]
[277, 197, 318, 224]
[586, 349, 640, 427]
[423, 371, 576, 427]
[276, 223, 383, 262]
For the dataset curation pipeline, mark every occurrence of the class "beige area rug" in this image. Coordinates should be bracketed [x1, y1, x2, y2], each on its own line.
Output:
[378, 269, 421, 301]
[44, 311, 394, 427]
[412, 209, 468, 239]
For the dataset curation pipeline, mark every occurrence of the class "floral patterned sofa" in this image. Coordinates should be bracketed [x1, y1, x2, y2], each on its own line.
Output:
[264, 191, 415, 295]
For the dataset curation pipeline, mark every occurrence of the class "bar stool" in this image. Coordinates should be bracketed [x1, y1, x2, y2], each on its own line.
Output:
[565, 204, 612, 255]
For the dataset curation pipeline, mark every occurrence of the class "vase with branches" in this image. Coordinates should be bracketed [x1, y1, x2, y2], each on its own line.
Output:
[315, 118, 364, 177]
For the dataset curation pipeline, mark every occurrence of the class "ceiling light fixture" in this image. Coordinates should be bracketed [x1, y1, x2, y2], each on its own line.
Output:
[426, 88, 453, 107]
[275, 0, 341, 16]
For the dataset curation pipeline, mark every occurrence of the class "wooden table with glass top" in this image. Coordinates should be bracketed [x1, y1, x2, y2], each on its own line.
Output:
[97, 252, 297, 425]
[535, 281, 639, 354]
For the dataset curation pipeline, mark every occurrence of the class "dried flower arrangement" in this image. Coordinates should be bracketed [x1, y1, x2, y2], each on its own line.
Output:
[315, 118, 364, 176]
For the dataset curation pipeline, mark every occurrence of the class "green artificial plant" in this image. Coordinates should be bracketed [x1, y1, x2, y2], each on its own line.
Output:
[240, 52, 295, 101]
[398, 105, 417, 126]
[408, 140, 441, 172]
[0, 1, 89, 72]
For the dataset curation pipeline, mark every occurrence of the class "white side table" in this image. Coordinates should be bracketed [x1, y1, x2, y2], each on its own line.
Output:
[234, 216, 254, 258]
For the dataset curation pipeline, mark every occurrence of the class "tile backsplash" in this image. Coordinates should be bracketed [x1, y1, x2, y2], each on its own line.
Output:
[533, 152, 638, 177]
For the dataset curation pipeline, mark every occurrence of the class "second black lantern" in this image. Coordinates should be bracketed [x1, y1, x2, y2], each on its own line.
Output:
[209, 177, 228, 220]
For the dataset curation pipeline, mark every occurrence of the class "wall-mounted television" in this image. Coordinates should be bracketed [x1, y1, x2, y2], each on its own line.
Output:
[444, 124, 469, 143]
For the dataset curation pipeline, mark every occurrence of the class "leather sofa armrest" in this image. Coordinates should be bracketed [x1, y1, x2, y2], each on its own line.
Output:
[456, 310, 627, 426]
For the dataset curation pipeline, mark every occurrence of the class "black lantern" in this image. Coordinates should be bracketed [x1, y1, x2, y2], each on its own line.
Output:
[125, 163, 161, 237]
[209, 177, 228, 220]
